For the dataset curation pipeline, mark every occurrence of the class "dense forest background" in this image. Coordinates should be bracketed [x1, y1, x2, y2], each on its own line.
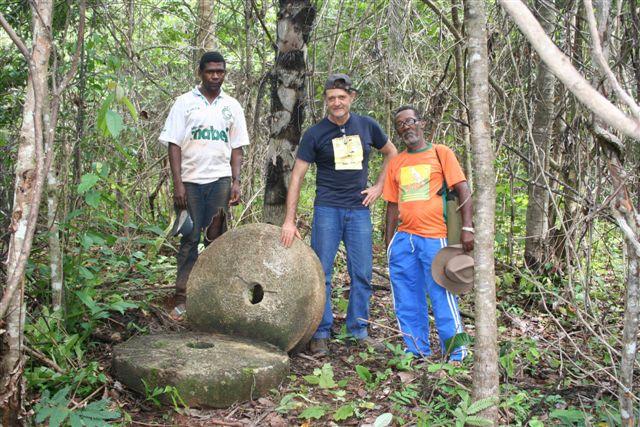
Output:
[1, 0, 639, 425]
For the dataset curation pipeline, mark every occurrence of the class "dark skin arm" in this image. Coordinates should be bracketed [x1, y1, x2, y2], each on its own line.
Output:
[168, 143, 187, 209]
[230, 147, 243, 206]
[453, 180, 474, 252]
[385, 202, 399, 249]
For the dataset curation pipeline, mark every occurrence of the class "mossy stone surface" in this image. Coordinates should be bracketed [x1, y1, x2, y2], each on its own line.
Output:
[186, 223, 325, 351]
[112, 332, 289, 408]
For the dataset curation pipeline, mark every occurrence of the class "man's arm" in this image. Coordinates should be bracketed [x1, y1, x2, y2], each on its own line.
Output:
[229, 147, 243, 206]
[453, 181, 474, 252]
[168, 143, 187, 209]
[385, 202, 399, 249]
[362, 140, 398, 206]
[280, 159, 310, 248]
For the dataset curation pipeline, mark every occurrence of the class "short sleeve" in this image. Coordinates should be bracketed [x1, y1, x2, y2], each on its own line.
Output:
[438, 145, 466, 188]
[296, 130, 316, 163]
[368, 117, 389, 150]
[159, 100, 186, 146]
[229, 103, 250, 148]
[382, 160, 399, 203]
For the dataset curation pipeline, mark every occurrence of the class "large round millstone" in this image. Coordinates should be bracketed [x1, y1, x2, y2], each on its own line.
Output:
[112, 332, 289, 408]
[186, 223, 325, 351]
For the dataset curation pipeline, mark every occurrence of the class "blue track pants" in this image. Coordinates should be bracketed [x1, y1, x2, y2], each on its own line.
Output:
[388, 231, 467, 361]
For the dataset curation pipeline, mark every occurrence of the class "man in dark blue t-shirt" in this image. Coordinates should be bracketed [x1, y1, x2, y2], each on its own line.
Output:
[280, 74, 397, 355]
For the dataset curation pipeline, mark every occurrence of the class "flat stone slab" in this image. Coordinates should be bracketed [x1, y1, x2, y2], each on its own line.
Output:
[186, 223, 325, 351]
[112, 332, 289, 408]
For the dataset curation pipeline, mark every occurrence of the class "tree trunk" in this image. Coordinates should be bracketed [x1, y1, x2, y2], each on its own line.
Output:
[46, 124, 63, 312]
[196, 0, 217, 60]
[524, 0, 557, 272]
[0, 1, 54, 422]
[262, 0, 315, 225]
[451, 0, 473, 189]
[586, 0, 640, 422]
[465, 0, 499, 423]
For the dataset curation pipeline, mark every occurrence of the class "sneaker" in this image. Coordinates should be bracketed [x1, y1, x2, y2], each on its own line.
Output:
[309, 338, 329, 356]
[355, 336, 386, 352]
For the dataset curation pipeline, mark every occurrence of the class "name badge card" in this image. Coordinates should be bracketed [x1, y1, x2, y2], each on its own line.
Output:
[332, 135, 363, 170]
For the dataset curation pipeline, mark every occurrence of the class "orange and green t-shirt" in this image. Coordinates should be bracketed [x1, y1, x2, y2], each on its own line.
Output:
[382, 144, 466, 238]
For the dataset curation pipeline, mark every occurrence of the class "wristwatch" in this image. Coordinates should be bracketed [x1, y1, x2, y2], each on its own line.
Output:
[461, 226, 475, 233]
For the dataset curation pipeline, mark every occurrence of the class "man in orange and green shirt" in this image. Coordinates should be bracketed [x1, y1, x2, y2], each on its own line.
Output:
[383, 106, 474, 361]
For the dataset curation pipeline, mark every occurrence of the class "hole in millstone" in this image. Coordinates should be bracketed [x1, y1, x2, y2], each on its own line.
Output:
[249, 283, 264, 304]
[187, 342, 215, 349]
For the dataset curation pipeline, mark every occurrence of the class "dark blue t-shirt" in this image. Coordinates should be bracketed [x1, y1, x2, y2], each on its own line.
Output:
[296, 113, 388, 208]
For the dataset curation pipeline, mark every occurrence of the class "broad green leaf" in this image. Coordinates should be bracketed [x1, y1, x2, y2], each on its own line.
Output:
[467, 397, 498, 415]
[48, 408, 69, 427]
[299, 405, 326, 420]
[79, 400, 121, 419]
[334, 404, 355, 421]
[105, 109, 124, 138]
[318, 363, 337, 389]
[78, 173, 99, 193]
[75, 290, 99, 313]
[355, 364, 372, 382]
[550, 409, 586, 422]
[68, 413, 83, 427]
[465, 415, 495, 426]
[85, 190, 101, 208]
[78, 266, 95, 280]
[303, 375, 320, 385]
[122, 97, 139, 121]
[444, 332, 472, 355]
[115, 85, 125, 101]
[374, 412, 393, 427]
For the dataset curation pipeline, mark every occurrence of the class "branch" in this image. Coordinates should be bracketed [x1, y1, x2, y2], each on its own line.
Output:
[0, 11, 31, 60]
[582, 0, 640, 121]
[250, 0, 276, 50]
[419, 0, 463, 42]
[498, 0, 640, 141]
[55, 0, 86, 97]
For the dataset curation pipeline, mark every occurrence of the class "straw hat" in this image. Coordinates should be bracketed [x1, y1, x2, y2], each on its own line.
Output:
[432, 245, 474, 295]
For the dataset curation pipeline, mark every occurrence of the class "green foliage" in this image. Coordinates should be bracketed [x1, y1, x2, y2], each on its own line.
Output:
[374, 412, 394, 427]
[34, 386, 120, 427]
[298, 405, 327, 420]
[333, 403, 355, 421]
[449, 392, 497, 427]
[385, 342, 416, 371]
[303, 363, 338, 389]
[444, 332, 472, 357]
[141, 380, 187, 411]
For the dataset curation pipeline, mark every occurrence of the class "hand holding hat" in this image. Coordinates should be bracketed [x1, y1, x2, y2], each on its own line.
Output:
[432, 244, 474, 295]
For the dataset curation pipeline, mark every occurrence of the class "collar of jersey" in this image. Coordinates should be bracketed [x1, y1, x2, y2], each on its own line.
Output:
[407, 142, 432, 154]
[192, 86, 226, 105]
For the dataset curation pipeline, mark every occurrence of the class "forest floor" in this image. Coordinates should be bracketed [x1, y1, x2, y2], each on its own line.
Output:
[93, 249, 621, 426]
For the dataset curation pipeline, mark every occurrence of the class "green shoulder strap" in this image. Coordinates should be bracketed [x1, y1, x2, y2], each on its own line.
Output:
[433, 144, 448, 222]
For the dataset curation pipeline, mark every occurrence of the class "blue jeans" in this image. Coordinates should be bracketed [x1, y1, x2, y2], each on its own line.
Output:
[311, 206, 373, 340]
[388, 232, 467, 361]
[175, 178, 231, 304]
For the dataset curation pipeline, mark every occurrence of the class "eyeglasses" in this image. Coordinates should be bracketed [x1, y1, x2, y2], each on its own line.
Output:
[395, 117, 421, 130]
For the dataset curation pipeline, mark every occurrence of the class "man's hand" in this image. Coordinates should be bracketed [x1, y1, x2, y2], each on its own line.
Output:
[361, 182, 383, 206]
[460, 230, 474, 253]
[173, 181, 187, 209]
[280, 220, 301, 248]
[229, 180, 241, 206]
